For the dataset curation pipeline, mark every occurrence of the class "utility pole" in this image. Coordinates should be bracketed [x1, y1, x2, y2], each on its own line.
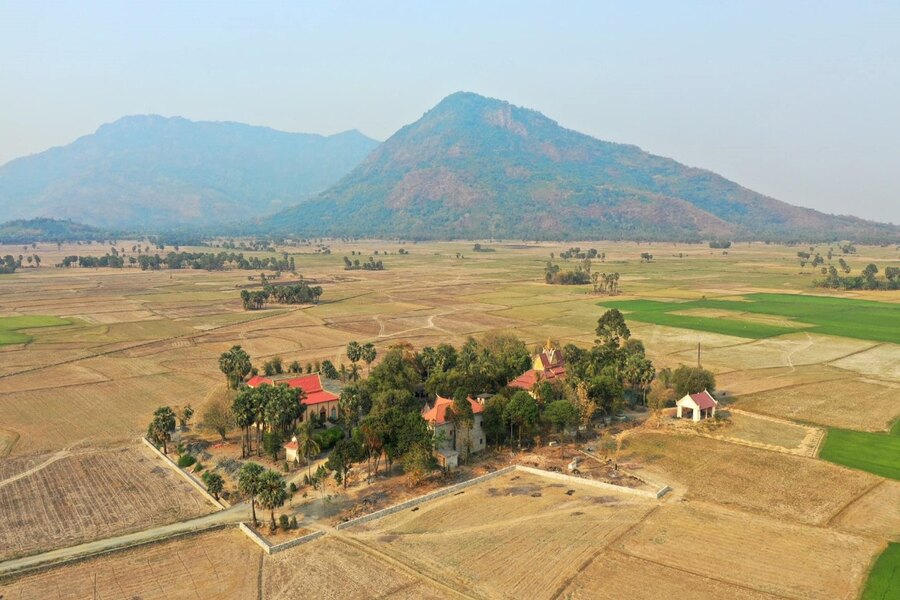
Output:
[697, 342, 701, 368]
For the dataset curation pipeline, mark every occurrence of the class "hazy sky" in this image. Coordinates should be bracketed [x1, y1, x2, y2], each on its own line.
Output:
[1, 1, 898, 222]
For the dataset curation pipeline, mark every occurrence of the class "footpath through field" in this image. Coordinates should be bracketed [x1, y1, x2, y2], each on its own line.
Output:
[0, 501, 250, 578]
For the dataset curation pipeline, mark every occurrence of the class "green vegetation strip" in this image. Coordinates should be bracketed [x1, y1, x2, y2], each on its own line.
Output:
[819, 429, 900, 480]
[0, 315, 71, 345]
[862, 543, 900, 600]
[601, 293, 900, 342]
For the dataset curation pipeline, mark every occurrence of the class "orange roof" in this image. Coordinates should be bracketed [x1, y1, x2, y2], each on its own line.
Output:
[283, 440, 298, 450]
[508, 366, 565, 390]
[422, 395, 484, 425]
[247, 373, 339, 406]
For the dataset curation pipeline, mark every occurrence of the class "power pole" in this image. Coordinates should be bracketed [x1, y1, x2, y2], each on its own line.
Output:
[697, 342, 701, 368]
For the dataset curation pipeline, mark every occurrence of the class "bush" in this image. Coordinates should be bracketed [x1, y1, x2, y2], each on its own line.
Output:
[289, 482, 298, 494]
[290, 516, 299, 529]
[278, 514, 290, 530]
[177, 454, 196, 468]
[313, 427, 344, 451]
[193, 462, 204, 473]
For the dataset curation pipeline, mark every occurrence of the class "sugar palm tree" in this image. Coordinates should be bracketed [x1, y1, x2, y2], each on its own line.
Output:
[296, 422, 321, 482]
[257, 470, 288, 531]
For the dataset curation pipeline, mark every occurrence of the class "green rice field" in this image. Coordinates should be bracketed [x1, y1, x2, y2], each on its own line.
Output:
[861, 543, 900, 600]
[819, 428, 900, 480]
[0, 315, 72, 345]
[601, 293, 900, 343]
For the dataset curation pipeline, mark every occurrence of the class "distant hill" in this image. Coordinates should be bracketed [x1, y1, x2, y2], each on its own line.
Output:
[265, 92, 900, 242]
[0, 116, 379, 229]
[0, 218, 109, 244]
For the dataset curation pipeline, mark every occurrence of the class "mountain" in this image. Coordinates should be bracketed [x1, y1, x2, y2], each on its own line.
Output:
[0, 218, 108, 244]
[265, 92, 899, 242]
[0, 116, 379, 229]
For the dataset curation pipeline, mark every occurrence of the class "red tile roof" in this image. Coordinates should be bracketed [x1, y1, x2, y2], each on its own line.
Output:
[247, 374, 339, 406]
[689, 390, 717, 409]
[422, 395, 484, 425]
[283, 440, 298, 450]
[508, 366, 566, 390]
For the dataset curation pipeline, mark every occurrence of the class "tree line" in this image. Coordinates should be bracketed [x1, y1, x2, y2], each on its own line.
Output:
[240, 281, 324, 310]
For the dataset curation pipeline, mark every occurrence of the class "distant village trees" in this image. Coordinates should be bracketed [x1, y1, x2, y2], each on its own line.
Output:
[240, 281, 323, 310]
[816, 262, 900, 290]
[0, 255, 21, 274]
[343, 256, 384, 270]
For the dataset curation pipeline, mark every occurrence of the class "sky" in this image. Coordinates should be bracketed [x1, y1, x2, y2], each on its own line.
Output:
[1, 1, 898, 223]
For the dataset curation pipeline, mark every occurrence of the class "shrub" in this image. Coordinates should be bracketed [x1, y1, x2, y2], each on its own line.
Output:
[290, 516, 299, 529]
[193, 462, 204, 473]
[289, 482, 298, 494]
[177, 454, 196, 468]
[313, 427, 344, 451]
[278, 514, 290, 530]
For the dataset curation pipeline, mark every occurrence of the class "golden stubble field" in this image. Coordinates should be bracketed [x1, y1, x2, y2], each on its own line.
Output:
[0, 528, 261, 599]
[0, 444, 214, 561]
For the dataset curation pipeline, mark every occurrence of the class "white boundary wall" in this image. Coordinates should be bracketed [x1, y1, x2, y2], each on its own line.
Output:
[513, 465, 670, 499]
[238, 523, 325, 554]
[141, 437, 226, 510]
[336, 466, 517, 530]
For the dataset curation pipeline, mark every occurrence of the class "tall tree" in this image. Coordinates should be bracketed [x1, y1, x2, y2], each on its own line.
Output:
[346, 341, 363, 365]
[504, 391, 539, 447]
[300, 427, 322, 481]
[544, 399, 579, 457]
[256, 470, 288, 530]
[202, 471, 225, 500]
[595, 309, 631, 348]
[147, 406, 176, 454]
[449, 388, 475, 462]
[219, 345, 252, 389]
[362, 342, 377, 374]
[238, 462, 265, 527]
[202, 395, 234, 441]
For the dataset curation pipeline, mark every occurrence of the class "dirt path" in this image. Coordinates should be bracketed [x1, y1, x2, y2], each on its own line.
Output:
[0, 502, 250, 578]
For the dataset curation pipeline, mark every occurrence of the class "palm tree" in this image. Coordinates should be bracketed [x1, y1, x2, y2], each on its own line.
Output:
[346, 341, 362, 365]
[257, 470, 288, 530]
[219, 345, 252, 389]
[202, 472, 224, 500]
[296, 422, 321, 482]
[147, 406, 176, 454]
[238, 462, 265, 526]
[362, 343, 377, 374]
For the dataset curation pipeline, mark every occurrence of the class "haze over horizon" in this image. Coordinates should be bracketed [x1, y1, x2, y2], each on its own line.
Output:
[2, 1, 898, 223]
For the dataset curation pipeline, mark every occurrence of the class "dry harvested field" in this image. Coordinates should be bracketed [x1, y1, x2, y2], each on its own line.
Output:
[617, 431, 877, 525]
[616, 502, 881, 599]
[735, 376, 900, 432]
[0, 528, 261, 599]
[830, 480, 900, 542]
[709, 410, 823, 455]
[0, 445, 214, 561]
[346, 470, 657, 599]
[264, 536, 448, 600]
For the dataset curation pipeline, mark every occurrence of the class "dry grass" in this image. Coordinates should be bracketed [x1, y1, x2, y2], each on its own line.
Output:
[711, 410, 822, 455]
[264, 536, 447, 600]
[0, 372, 219, 455]
[0, 445, 214, 560]
[829, 343, 900, 380]
[559, 550, 778, 599]
[831, 480, 900, 542]
[618, 431, 877, 525]
[616, 502, 882, 599]
[349, 471, 656, 599]
[0, 528, 260, 599]
[735, 377, 900, 432]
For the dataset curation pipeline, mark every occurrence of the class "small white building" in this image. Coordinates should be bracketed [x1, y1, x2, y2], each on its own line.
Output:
[284, 435, 300, 463]
[676, 390, 718, 422]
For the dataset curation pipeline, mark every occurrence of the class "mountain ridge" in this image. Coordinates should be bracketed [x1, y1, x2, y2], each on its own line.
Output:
[0, 116, 380, 229]
[264, 92, 899, 242]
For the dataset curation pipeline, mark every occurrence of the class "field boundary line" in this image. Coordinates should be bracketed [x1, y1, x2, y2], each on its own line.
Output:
[331, 533, 481, 599]
[609, 549, 793, 600]
[335, 466, 517, 530]
[237, 522, 326, 555]
[140, 436, 225, 510]
[0, 522, 230, 581]
[549, 505, 661, 600]
[825, 479, 886, 528]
